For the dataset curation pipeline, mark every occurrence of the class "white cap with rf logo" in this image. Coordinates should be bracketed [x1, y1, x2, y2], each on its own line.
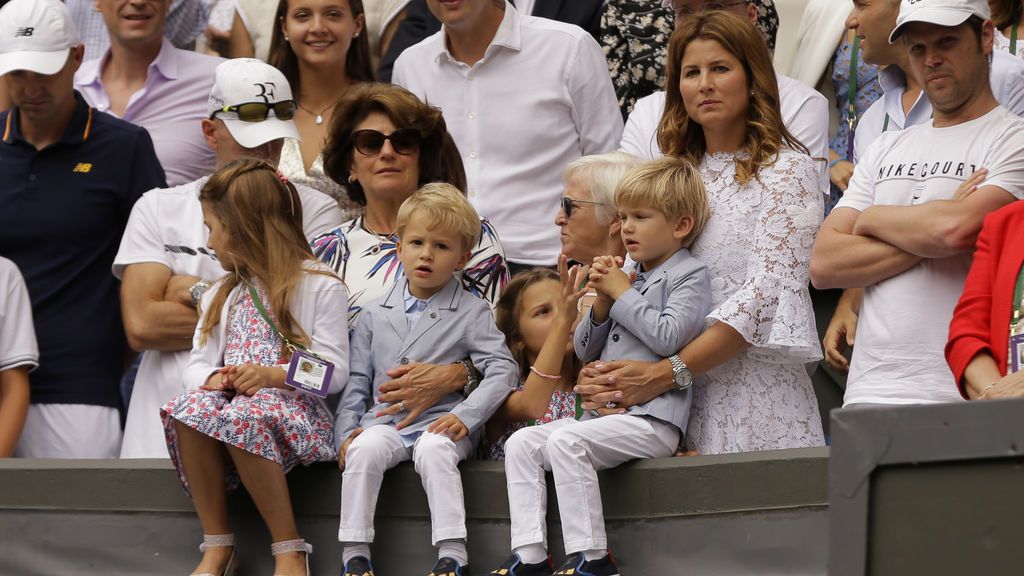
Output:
[0, 0, 80, 76]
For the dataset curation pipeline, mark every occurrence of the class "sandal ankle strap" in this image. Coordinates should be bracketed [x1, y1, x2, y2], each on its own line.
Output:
[199, 533, 235, 553]
[271, 538, 313, 556]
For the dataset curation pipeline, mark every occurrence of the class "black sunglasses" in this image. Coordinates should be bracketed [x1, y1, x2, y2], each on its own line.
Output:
[210, 100, 297, 122]
[352, 128, 422, 156]
[560, 196, 606, 218]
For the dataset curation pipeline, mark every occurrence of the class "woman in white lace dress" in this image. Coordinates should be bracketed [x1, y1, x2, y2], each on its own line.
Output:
[269, 0, 375, 219]
[576, 11, 825, 454]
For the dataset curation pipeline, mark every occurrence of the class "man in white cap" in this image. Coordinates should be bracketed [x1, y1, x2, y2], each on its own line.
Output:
[75, 0, 223, 187]
[810, 0, 1024, 407]
[114, 58, 343, 459]
[0, 0, 166, 458]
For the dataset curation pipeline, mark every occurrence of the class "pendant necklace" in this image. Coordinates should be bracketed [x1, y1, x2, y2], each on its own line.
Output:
[297, 101, 332, 125]
[362, 219, 394, 255]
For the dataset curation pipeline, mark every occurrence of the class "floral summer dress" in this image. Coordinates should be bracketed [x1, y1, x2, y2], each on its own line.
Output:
[483, 384, 579, 461]
[160, 284, 336, 494]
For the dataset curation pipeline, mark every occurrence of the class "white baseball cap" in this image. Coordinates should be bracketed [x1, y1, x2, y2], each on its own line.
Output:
[207, 58, 301, 149]
[889, 0, 991, 43]
[0, 0, 79, 76]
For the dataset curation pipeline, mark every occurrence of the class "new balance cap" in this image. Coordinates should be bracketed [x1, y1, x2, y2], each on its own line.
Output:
[0, 0, 79, 76]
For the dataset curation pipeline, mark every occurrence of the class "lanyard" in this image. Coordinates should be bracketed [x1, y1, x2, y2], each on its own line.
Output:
[1012, 23, 1018, 56]
[246, 283, 305, 354]
[1012, 264, 1024, 326]
[846, 36, 860, 160]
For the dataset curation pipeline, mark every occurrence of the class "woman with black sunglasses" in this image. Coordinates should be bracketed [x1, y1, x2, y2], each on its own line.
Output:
[310, 83, 510, 427]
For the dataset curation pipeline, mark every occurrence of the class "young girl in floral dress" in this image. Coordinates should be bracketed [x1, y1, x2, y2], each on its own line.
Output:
[160, 160, 349, 576]
[484, 256, 588, 461]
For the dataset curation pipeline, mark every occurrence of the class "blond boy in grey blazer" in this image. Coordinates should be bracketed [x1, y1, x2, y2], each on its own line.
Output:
[494, 158, 711, 576]
[336, 185, 517, 576]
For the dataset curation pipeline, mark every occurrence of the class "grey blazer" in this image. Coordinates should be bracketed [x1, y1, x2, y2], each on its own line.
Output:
[574, 248, 711, 433]
[334, 276, 518, 448]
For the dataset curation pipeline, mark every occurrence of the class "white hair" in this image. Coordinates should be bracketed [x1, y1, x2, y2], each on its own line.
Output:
[563, 152, 642, 225]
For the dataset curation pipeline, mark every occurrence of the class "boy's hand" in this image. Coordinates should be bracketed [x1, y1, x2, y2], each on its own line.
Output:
[428, 413, 469, 442]
[589, 255, 631, 300]
[337, 428, 364, 471]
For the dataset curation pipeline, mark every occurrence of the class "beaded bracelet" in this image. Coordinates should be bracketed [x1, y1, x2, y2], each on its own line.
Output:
[978, 381, 999, 399]
[530, 366, 561, 380]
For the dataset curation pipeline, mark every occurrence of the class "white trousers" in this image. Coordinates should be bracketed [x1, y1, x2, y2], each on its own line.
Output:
[15, 403, 121, 458]
[339, 425, 474, 546]
[504, 415, 679, 554]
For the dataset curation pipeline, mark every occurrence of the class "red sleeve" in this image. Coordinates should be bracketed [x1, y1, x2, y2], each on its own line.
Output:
[946, 210, 1004, 398]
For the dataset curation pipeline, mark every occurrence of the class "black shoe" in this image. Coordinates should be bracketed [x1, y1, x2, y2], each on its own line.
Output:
[489, 553, 554, 576]
[552, 552, 619, 576]
[429, 556, 472, 576]
[342, 555, 375, 576]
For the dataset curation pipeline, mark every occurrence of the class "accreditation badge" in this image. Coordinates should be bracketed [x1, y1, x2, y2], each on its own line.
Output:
[285, 350, 334, 398]
[1010, 332, 1024, 374]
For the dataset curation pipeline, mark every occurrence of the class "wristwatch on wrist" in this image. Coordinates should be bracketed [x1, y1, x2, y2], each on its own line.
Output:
[188, 279, 212, 308]
[460, 359, 480, 397]
[668, 354, 693, 391]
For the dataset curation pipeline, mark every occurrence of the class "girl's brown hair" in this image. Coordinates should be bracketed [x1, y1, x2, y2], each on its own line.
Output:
[268, 0, 375, 98]
[990, 0, 1023, 30]
[657, 10, 809, 185]
[495, 269, 579, 391]
[323, 83, 467, 206]
[198, 160, 330, 352]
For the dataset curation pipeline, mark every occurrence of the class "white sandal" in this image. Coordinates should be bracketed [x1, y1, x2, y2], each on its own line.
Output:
[191, 533, 239, 576]
[271, 538, 313, 576]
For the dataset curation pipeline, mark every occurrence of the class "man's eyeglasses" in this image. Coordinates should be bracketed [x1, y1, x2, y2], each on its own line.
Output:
[352, 128, 422, 156]
[662, 0, 749, 16]
[560, 196, 606, 218]
[210, 101, 297, 122]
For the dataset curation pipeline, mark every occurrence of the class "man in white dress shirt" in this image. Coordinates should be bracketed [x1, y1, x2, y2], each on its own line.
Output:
[115, 59, 342, 458]
[621, 0, 830, 192]
[392, 0, 622, 270]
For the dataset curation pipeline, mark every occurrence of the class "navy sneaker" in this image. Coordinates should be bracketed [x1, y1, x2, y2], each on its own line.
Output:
[489, 553, 554, 576]
[552, 552, 619, 576]
[429, 556, 472, 576]
[342, 555, 375, 576]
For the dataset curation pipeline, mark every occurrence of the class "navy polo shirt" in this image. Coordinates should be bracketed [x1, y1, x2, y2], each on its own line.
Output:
[0, 91, 166, 408]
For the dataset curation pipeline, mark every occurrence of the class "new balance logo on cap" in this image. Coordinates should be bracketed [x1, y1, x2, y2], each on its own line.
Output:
[15, 27, 33, 37]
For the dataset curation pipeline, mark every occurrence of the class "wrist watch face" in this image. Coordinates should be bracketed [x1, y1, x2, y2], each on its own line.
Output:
[672, 359, 692, 389]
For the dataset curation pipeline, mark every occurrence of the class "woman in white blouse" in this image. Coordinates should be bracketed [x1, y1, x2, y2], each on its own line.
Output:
[268, 0, 375, 219]
[312, 83, 510, 427]
[577, 11, 825, 454]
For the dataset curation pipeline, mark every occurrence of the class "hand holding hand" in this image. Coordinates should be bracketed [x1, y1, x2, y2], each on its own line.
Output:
[428, 413, 469, 442]
[200, 366, 235, 391]
[337, 427, 364, 471]
[230, 364, 285, 396]
[377, 362, 463, 429]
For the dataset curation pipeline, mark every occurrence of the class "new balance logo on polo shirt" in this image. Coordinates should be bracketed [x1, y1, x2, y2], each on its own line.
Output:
[73, 163, 92, 173]
[15, 27, 33, 37]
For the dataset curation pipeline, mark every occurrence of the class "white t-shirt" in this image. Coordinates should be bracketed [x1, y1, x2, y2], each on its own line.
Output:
[112, 176, 343, 458]
[0, 256, 38, 373]
[392, 4, 623, 265]
[854, 52, 1024, 163]
[836, 107, 1024, 405]
[618, 73, 831, 193]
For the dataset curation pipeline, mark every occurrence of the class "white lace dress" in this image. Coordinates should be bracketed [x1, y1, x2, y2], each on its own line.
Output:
[686, 149, 825, 454]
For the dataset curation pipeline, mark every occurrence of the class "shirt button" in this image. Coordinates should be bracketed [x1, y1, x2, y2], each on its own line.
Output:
[612, 334, 620, 342]
[469, 152, 478, 159]
[468, 112, 476, 119]
[400, 357, 409, 365]
[430, 312, 437, 319]
[28, 174, 36, 182]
